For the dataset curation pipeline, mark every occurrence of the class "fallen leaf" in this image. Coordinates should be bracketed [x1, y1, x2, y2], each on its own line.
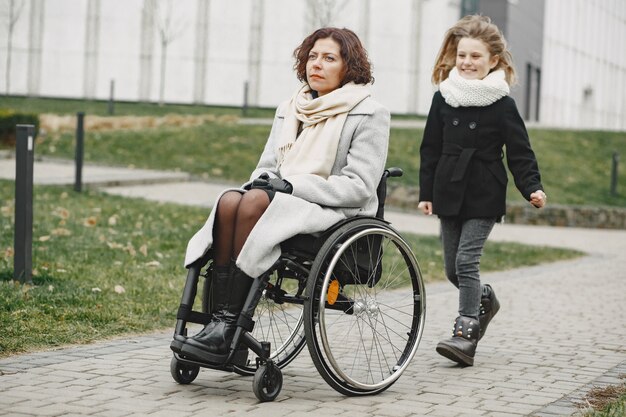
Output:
[108, 215, 118, 226]
[39, 235, 51, 242]
[92, 287, 102, 293]
[106, 241, 123, 249]
[126, 243, 136, 257]
[54, 207, 70, 219]
[114, 285, 125, 294]
[139, 244, 148, 256]
[145, 260, 161, 267]
[51, 228, 71, 236]
[84, 217, 97, 227]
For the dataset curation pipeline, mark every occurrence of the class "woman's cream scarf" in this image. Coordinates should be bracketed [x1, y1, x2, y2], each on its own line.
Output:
[277, 82, 370, 179]
[439, 67, 510, 108]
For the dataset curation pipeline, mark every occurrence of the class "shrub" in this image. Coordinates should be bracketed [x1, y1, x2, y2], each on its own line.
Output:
[0, 108, 39, 147]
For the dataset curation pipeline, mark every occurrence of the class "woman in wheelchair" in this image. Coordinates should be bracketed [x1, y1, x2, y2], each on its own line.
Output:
[177, 27, 390, 363]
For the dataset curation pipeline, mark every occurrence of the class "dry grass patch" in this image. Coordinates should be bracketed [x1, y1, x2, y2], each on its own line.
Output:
[39, 113, 240, 133]
[575, 375, 626, 416]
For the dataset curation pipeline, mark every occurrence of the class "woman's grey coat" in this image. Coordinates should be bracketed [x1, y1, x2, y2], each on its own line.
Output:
[184, 96, 390, 278]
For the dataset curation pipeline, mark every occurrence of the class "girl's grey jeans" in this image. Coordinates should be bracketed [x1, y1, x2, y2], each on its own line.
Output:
[440, 217, 496, 319]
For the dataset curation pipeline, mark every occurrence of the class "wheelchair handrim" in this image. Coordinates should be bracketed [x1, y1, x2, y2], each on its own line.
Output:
[317, 227, 425, 391]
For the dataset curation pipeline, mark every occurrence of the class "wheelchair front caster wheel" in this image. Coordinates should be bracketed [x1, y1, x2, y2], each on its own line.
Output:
[170, 356, 200, 384]
[253, 362, 283, 402]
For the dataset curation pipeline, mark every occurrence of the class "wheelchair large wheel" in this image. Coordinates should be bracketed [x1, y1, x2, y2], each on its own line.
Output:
[233, 268, 307, 376]
[303, 218, 425, 396]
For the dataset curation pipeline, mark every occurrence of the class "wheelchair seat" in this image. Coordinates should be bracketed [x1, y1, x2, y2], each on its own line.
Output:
[279, 166, 401, 259]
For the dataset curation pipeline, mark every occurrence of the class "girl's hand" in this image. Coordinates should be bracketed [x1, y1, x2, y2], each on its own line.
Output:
[530, 190, 547, 208]
[418, 201, 433, 215]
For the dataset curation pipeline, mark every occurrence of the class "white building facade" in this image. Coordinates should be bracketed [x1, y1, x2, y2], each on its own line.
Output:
[1, 0, 625, 131]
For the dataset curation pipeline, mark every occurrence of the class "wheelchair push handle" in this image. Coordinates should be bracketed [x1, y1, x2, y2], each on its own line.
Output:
[384, 167, 403, 178]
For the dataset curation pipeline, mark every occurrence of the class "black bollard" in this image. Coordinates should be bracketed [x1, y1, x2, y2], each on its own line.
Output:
[108, 79, 115, 115]
[14, 125, 35, 284]
[610, 152, 619, 196]
[75, 112, 85, 192]
[242, 81, 249, 117]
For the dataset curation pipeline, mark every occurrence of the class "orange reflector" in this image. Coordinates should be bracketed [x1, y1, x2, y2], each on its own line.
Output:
[327, 279, 339, 305]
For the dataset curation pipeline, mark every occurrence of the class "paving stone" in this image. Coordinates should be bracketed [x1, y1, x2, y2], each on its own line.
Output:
[1, 182, 626, 416]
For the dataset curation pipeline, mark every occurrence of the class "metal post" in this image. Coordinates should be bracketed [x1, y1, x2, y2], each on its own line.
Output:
[610, 152, 619, 196]
[14, 125, 35, 285]
[75, 112, 85, 192]
[242, 81, 249, 117]
[108, 79, 115, 115]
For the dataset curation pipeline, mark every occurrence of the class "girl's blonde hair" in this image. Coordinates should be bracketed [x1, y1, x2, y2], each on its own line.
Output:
[432, 15, 517, 85]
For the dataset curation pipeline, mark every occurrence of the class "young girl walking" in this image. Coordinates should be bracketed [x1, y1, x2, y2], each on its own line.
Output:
[418, 15, 547, 366]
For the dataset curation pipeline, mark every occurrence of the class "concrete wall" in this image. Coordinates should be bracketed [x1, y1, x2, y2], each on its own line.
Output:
[1, 0, 625, 131]
[541, 0, 626, 130]
[0, 0, 456, 114]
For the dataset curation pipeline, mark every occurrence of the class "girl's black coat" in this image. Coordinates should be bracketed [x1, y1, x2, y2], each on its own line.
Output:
[419, 91, 543, 218]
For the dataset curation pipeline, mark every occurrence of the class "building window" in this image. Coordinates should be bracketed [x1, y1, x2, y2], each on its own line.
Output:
[524, 63, 542, 122]
[461, 0, 479, 17]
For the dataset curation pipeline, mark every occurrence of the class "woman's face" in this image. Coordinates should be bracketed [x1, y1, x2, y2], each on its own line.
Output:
[455, 37, 499, 80]
[306, 37, 345, 96]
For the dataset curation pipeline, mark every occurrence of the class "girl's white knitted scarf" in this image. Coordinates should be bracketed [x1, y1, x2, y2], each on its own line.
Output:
[277, 82, 370, 179]
[439, 67, 510, 108]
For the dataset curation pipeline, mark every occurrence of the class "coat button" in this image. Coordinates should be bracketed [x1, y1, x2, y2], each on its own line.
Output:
[469, 121, 477, 129]
[452, 118, 460, 126]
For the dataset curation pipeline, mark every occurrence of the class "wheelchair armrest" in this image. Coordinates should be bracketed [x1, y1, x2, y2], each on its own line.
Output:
[384, 167, 403, 178]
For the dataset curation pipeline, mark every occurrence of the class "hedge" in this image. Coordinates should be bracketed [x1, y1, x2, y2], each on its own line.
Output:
[0, 108, 39, 146]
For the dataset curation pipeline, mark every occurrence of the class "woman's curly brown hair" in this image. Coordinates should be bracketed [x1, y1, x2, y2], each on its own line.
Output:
[293, 27, 374, 87]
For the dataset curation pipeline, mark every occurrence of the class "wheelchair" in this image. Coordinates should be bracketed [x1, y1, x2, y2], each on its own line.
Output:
[169, 167, 426, 402]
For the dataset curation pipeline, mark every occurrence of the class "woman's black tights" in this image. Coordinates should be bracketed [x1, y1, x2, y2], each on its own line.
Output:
[213, 190, 270, 267]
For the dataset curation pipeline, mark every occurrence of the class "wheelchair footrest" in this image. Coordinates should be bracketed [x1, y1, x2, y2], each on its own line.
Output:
[180, 342, 249, 367]
[180, 343, 229, 364]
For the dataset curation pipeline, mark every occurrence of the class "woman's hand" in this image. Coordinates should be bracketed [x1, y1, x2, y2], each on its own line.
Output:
[530, 190, 547, 208]
[418, 201, 433, 215]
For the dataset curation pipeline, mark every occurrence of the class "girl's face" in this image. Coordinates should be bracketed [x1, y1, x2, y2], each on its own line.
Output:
[455, 37, 499, 80]
[306, 37, 345, 96]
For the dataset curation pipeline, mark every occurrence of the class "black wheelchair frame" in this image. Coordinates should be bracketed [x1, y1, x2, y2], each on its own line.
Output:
[169, 168, 426, 401]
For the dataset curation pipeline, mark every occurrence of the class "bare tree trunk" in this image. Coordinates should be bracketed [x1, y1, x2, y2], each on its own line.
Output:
[153, 0, 185, 106]
[159, 39, 167, 106]
[5, 0, 15, 96]
[5, 0, 24, 96]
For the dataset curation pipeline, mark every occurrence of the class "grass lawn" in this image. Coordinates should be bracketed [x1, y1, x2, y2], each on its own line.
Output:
[3, 96, 626, 207]
[0, 180, 582, 357]
[18, 123, 625, 209]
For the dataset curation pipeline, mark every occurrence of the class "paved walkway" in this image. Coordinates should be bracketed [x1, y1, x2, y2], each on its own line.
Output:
[1, 157, 625, 417]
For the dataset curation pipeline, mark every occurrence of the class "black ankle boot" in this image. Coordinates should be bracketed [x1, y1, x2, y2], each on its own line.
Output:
[436, 316, 480, 366]
[478, 284, 500, 341]
[183, 267, 253, 357]
[171, 265, 231, 353]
